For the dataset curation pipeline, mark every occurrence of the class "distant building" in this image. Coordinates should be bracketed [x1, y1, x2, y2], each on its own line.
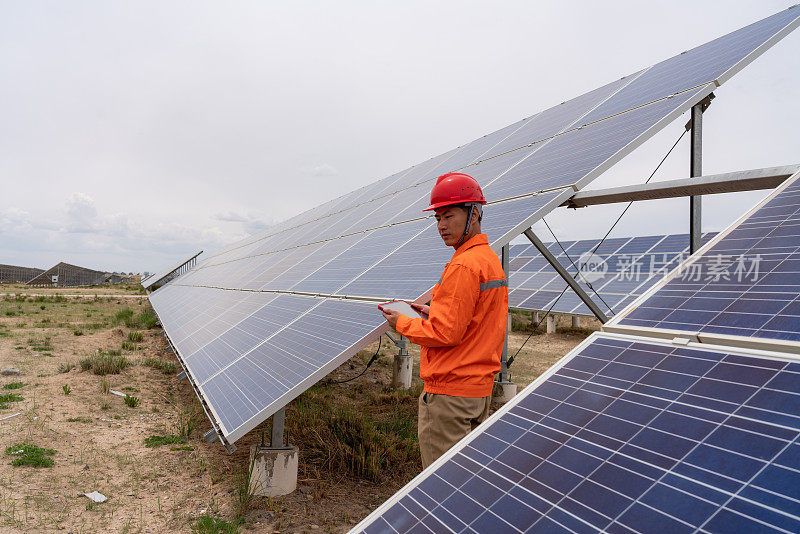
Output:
[105, 273, 124, 284]
[0, 264, 44, 284]
[27, 262, 107, 287]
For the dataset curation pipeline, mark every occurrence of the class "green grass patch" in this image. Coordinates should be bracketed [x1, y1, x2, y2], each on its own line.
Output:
[2, 382, 24, 390]
[144, 435, 186, 448]
[142, 357, 177, 375]
[289, 387, 419, 481]
[121, 341, 135, 351]
[5, 443, 56, 467]
[79, 353, 130, 375]
[123, 395, 140, 408]
[116, 309, 158, 329]
[193, 515, 241, 534]
[0, 392, 23, 409]
[66, 417, 92, 423]
[128, 331, 143, 343]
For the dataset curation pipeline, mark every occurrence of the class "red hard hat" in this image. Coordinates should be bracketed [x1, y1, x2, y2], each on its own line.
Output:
[423, 172, 487, 211]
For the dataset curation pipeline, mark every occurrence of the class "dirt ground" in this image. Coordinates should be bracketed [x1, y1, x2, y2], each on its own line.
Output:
[0, 288, 595, 533]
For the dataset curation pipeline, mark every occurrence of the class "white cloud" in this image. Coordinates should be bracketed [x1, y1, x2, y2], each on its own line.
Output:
[0, 195, 239, 272]
[301, 163, 340, 177]
[65, 192, 99, 232]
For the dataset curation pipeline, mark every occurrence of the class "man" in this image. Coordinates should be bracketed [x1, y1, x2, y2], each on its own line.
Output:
[381, 172, 508, 468]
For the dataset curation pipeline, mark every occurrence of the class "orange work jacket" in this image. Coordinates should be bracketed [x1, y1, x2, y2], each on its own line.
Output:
[395, 233, 508, 397]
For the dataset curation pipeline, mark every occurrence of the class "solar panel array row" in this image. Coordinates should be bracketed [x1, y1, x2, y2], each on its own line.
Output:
[0, 263, 44, 284]
[352, 8, 800, 534]
[612, 171, 800, 347]
[142, 251, 202, 290]
[354, 333, 800, 533]
[509, 233, 717, 317]
[150, 5, 800, 446]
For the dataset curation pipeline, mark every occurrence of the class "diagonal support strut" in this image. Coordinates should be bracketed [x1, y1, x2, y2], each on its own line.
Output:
[523, 228, 609, 324]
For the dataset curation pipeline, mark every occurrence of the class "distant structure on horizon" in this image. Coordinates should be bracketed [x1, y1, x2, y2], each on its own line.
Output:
[0, 263, 45, 284]
[105, 273, 135, 284]
[26, 262, 107, 287]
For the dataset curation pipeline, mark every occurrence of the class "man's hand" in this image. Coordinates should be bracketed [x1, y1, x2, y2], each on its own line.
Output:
[381, 308, 403, 329]
[411, 303, 430, 319]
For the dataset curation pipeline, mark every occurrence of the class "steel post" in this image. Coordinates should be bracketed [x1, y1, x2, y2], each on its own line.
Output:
[690, 103, 703, 254]
[500, 244, 510, 382]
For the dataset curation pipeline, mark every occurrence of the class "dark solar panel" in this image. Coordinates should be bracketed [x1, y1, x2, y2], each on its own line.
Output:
[509, 233, 718, 317]
[353, 334, 800, 533]
[615, 173, 800, 345]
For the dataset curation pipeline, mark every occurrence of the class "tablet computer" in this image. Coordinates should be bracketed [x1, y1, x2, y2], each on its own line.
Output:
[378, 300, 423, 319]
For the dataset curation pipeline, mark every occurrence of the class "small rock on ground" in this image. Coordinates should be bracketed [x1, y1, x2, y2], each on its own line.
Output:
[1, 368, 21, 376]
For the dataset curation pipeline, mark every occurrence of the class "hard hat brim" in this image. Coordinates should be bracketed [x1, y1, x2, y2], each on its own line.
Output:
[423, 198, 487, 212]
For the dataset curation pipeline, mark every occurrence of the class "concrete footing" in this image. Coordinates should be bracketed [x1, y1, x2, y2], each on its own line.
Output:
[248, 444, 299, 497]
[572, 316, 580, 328]
[546, 315, 556, 334]
[493, 381, 518, 404]
[392, 353, 413, 389]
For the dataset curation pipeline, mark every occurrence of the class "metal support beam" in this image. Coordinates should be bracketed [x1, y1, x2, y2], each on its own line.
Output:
[204, 429, 219, 443]
[560, 165, 798, 208]
[523, 228, 609, 324]
[690, 103, 703, 254]
[499, 244, 510, 382]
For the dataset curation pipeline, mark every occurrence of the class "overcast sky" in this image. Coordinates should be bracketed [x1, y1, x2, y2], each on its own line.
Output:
[1, 1, 798, 274]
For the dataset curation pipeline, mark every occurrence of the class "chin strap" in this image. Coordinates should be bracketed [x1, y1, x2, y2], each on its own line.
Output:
[454, 203, 482, 248]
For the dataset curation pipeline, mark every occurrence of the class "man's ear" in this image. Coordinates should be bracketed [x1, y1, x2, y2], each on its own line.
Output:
[472, 206, 481, 225]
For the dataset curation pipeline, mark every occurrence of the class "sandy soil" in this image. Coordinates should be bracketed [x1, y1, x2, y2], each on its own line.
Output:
[0, 289, 592, 533]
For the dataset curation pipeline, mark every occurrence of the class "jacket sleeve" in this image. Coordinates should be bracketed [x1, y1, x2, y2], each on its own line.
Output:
[395, 263, 479, 348]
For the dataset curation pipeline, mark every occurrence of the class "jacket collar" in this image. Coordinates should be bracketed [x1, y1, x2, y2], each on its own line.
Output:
[452, 233, 488, 258]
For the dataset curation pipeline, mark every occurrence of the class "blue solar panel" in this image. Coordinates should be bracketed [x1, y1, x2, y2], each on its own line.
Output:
[614, 173, 800, 345]
[352, 333, 800, 533]
[509, 233, 718, 317]
[147, 8, 800, 446]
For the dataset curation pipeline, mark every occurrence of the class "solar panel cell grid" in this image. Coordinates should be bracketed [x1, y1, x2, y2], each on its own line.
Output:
[615, 174, 800, 344]
[353, 334, 800, 533]
[508, 233, 718, 317]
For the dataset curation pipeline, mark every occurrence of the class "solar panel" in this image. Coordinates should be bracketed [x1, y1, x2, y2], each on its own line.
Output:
[352, 333, 800, 533]
[26, 262, 106, 287]
[148, 6, 800, 447]
[509, 233, 718, 317]
[608, 170, 800, 351]
[142, 251, 202, 290]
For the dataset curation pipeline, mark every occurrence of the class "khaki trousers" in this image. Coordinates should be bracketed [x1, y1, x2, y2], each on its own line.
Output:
[418, 392, 491, 469]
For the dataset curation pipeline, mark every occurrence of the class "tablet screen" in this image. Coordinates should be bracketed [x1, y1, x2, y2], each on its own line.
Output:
[378, 300, 423, 319]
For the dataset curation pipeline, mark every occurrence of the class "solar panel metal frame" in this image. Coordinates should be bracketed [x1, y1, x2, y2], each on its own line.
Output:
[142, 251, 203, 290]
[350, 331, 800, 533]
[605, 170, 800, 356]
